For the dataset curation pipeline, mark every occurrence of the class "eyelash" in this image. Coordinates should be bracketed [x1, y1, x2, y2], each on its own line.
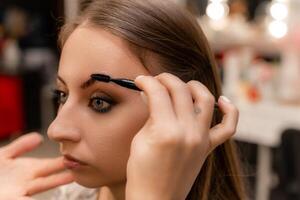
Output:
[52, 89, 115, 113]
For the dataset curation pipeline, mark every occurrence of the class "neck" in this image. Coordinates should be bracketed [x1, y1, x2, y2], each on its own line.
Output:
[98, 183, 126, 200]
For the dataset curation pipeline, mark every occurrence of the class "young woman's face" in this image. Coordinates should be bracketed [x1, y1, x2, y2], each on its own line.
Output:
[47, 26, 151, 188]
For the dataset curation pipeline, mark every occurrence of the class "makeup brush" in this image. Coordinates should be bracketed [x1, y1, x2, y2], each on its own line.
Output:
[91, 74, 142, 91]
[91, 73, 219, 110]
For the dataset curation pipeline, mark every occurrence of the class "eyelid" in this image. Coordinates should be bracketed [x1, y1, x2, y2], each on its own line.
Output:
[52, 88, 66, 96]
[91, 90, 116, 100]
[52, 86, 117, 105]
[54, 83, 68, 92]
[90, 94, 116, 105]
[91, 91, 109, 97]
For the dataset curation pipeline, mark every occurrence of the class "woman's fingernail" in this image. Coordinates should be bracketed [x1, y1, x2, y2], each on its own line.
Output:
[140, 91, 148, 105]
[220, 96, 231, 103]
[135, 75, 145, 81]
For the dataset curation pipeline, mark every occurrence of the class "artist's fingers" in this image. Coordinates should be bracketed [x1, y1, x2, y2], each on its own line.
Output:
[0, 133, 43, 159]
[135, 75, 176, 122]
[26, 171, 74, 196]
[187, 81, 215, 130]
[33, 157, 65, 178]
[156, 73, 194, 122]
[209, 96, 239, 149]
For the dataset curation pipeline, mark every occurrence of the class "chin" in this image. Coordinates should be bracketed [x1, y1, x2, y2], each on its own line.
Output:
[69, 170, 104, 188]
[75, 179, 103, 188]
[71, 170, 124, 188]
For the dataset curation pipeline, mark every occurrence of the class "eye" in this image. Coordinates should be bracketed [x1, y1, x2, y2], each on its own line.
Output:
[89, 96, 115, 113]
[52, 89, 68, 106]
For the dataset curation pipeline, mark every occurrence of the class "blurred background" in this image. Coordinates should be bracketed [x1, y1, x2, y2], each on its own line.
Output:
[0, 0, 300, 199]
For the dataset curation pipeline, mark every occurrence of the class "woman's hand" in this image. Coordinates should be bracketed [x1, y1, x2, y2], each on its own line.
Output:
[126, 73, 239, 200]
[0, 132, 74, 200]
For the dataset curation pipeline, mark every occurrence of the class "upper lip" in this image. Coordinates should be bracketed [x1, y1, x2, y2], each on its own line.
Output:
[63, 154, 87, 165]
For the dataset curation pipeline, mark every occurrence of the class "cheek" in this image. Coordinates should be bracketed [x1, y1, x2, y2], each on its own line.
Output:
[84, 99, 148, 171]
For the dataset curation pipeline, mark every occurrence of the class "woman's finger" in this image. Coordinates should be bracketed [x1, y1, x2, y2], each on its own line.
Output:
[209, 96, 239, 149]
[34, 157, 65, 178]
[135, 75, 176, 122]
[0, 133, 43, 159]
[156, 73, 194, 122]
[26, 171, 74, 196]
[187, 81, 215, 130]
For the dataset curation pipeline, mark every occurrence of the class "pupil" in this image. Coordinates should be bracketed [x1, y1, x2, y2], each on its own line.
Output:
[96, 99, 102, 106]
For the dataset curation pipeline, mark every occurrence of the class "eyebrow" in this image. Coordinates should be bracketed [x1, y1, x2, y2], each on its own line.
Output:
[57, 76, 110, 90]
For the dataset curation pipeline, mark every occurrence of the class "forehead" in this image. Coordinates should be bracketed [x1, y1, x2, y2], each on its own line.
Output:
[58, 26, 150, 83]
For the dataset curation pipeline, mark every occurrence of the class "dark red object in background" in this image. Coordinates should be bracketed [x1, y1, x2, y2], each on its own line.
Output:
[0, 75, 24, 140]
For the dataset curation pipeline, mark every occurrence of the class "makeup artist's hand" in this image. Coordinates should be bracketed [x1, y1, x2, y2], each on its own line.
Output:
[0, 132, 74, 200]
[126, 73, 239, 200]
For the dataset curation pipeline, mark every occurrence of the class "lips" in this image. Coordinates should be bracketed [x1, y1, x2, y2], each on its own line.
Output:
[63, 154, 87, 169]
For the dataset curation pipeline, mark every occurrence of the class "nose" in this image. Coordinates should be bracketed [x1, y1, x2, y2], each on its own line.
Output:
[47, 105, 82, 143]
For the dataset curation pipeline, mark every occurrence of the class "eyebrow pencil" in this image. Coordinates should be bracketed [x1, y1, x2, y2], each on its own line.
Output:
[91, 73, 219, 110]
[91, 74, 142, 91]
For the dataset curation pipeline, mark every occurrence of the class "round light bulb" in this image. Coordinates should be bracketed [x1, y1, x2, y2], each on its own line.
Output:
[206, 2, 228, 21]
[270, 2, 288, 20]
[268, 20, 288, 38]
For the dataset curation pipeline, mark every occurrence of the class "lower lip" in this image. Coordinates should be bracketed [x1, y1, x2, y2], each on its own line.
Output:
[63, 157, 86, 169]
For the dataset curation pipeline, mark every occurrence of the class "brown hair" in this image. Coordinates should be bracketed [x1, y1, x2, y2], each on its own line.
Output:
[59, 0, 247, 199]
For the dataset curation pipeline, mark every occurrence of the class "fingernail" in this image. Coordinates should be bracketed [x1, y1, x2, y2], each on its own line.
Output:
[220, 96, 231, 103]
[140, 91, 148, 105]
[135, 75, 145, 81]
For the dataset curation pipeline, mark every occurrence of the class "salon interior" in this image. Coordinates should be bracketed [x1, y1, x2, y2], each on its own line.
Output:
[0, 0, 300, 199]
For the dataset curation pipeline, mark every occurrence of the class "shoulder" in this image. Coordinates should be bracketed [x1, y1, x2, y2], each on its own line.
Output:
[52, 182, 98, 200]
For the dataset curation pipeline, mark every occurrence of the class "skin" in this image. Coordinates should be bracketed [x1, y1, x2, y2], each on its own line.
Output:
[48, 24, 238, 200]
[0, 133, 74, 200]
[47, 25, 151, 199]
[127, 76, 238, 200]
[0, 24, 238, 200]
